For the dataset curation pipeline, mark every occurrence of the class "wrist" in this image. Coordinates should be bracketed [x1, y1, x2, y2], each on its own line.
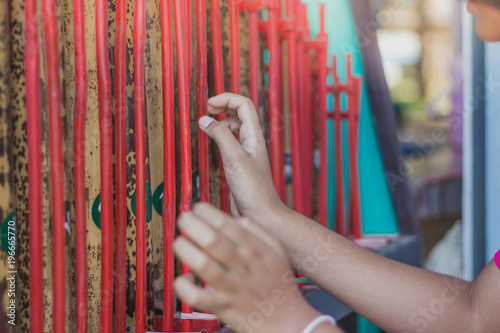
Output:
[259, 299, 322, 333]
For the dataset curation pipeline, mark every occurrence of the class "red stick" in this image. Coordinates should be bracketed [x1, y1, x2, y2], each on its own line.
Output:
[186, 0, 192, 84]
[248, 10, 259, 108]
[25, 0, 44, 330]
[96, 0, 114, 329]
[304, 4, 315, 216]
[210, 0, 230, 213]
[346, 55, 363, 238]
[160, 0, 176, 330]
[73, 0, 88, 330]
[41, 0, 67, 330]
[133, 0, 147, 329]
[211, 0, 224, 95]
[332, 56, 346, 235]
[296, 19, 307, 215]
[286, 0, 305, 215]
[114, 0, 127, 328]
[275, 0, 286, 201]
[229, 0, 241, 94]
[317, 3, 328, 227]
[267, 6, 286, 202]
[297, 3, 312, 218]
[197, 0, 209, 203]
[174, 0, 194, 330]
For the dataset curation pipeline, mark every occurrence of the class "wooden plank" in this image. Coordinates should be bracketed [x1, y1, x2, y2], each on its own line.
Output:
[145, 0, 163, 326]
[125, 0, 137, 328]
[9, 1, 30, 330]
[82, 0, 102, 328]
[0, 0, 14, 330]
[59, 0, 77, 329]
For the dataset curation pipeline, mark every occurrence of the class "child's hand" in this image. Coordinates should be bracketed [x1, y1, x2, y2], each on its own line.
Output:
[198, 93, 286, 220]
[173, 203, 321, 333]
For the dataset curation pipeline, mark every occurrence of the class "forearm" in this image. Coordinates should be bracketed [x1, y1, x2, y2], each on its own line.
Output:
[259, 205, 475, 333]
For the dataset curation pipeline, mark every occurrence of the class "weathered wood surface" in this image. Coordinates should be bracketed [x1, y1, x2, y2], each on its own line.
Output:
[3, 0, 253, 331]
[81, 0, 103, 329]
[0, 0, 14, 330]
[145, 0, 163, 326]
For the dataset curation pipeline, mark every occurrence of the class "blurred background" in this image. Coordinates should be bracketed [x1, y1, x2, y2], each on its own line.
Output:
[373, 0, 464, 273]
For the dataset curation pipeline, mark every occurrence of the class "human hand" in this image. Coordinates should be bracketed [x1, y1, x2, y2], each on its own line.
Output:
[198, 93, 286, 220]
[173, 203, 321, 333]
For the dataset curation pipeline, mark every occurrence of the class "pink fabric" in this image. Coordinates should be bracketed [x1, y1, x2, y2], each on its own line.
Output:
[495, 250, 500, 270]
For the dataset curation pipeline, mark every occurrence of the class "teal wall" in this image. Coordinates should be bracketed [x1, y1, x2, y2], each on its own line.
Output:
[304, 0, 399, 235]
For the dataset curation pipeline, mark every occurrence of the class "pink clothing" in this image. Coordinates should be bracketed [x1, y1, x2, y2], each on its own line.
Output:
[496, 250, 500, 270]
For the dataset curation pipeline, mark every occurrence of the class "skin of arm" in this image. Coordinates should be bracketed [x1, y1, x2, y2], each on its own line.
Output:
[197, 92, 500, 333]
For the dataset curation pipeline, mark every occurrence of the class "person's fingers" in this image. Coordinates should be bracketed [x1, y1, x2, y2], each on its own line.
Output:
[191, 203, 267, 256]
[173, 236, 236, 290]
[206, 93, 262, 137]
[174, 275, 227, 312]
[207, 93, 258, 122]
[177, 212, 249, 276]
[219, 116, 242, 135]
[198, 116, 249, 167]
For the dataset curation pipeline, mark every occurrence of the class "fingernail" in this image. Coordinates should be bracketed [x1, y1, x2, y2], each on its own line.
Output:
[199, 116, 215, 128]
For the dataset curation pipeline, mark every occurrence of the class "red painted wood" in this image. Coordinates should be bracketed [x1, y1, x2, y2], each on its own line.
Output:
[42, 0, 68, 329]
[160, 0, 176, 330]
[285, 0, 305, 215]
[229, 0, 241, 94]
[197, 0, 210, 204]
[267, 4, 286, 202]
[248, 11, 259, 108]
[316, 3, 328, 228]
[73, 0, 89, 329]
[296, 2, 311, 217]
[239, 0, 276, 11]
[332, 56, 346, 235]
[346, 54, 363, 238]
[114, 0, 127, 328]
[174, 0, 194, 330]
[25, 0, 44, 329]
[210, 0, 230, 213]
[134, 0, 147, 329]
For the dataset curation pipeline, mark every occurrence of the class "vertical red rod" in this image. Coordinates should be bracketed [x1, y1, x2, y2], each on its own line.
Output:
[160, 0, 176, 330]
[296, 5, 308, 217]
[275, 0, 286, 201]
[211, 0, 224, 95]
[42, 0, 67, 329]
[186, 0, 192, 84]
[332, 56, 346, 235]
[210, 0, 230, 213]
[133, 0, 147, 328]
[286, 0, 305, 215]
[304, 4, 315, 214]
[346, 54, 362, 238]
[96, 0, 114, 328]
[229, 0, 241, 94]
[317, 3, 328, 227]
[248, 11, 259, 107]
[197, 0, 209, 203]
[74, 0, 88, 329]
[25, 0, 44, 330]
[267, 5, 286, 202]
[114, 0, 127, 327]
[174, 0, 194, 330]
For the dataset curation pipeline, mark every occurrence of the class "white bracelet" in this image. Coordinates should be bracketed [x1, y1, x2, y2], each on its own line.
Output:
[302, 314, 337, 333]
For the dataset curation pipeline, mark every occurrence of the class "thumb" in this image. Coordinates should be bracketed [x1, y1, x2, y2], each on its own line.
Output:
[199, 116, 247, 165]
